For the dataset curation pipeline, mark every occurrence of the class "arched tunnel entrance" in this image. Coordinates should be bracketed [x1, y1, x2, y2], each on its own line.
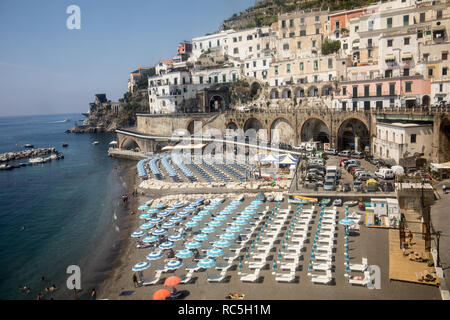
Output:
[439, 118, 450, 162]
[301, 118, 330, 144]
[337, 118, 370, 152]
[120, 138, 142, 151]
[271, 118, 294, 145]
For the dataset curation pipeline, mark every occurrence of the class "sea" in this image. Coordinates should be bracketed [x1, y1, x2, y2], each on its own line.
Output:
[0, 113, 131, 300]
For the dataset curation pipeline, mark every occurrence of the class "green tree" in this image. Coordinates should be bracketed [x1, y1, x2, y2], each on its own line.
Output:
[321, 38, 341, 55]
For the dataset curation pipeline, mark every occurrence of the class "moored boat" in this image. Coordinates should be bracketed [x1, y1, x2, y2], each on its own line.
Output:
[320, 198, 331, 206]
[344, 200, 358, 207]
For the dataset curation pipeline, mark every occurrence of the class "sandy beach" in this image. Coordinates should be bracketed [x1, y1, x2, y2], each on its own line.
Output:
[96, 164, 441, 300]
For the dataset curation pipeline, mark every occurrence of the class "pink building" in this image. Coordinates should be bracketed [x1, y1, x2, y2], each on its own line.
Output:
[333, 75, 431, 110]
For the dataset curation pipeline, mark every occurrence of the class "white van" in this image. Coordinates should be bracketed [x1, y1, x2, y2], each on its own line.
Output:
[375, 168, 394, 180]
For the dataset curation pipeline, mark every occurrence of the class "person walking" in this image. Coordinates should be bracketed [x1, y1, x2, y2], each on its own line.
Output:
[133, 273, 139, 287]
[443, 185, 447, 194]
[91, 288, 97, 300]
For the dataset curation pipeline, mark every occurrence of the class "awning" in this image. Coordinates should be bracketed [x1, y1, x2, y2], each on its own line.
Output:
[401, 52, 413, 60]
[385, 54, 396, 61]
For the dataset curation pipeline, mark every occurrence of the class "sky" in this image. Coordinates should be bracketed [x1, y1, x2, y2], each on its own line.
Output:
[0, 0, 255, 117]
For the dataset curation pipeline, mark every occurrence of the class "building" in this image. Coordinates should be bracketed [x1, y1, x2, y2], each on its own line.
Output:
[372, 122, 434, 165]
[128, 67, 154, 93]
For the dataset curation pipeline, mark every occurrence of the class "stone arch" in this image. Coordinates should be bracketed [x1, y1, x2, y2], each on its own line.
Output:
[250, 81, 262, 99]
[308, 86, 319, 97]
[186, 118, 206, 135]
[282, 88, 292, 99]
[337, 117, 370, 152]
[322, 85, 333, 96]
[119, 137, 143, 151]
[225, 120, 239, 131]
[300, 117, 330, 143]
[439, 117, 450, 162]
[243, 117, 264, 132]
[295, 87, 305, 98]
[270, 88, 279, 99]
[269, 117, 294, 145]
[422, 95, 431, 107]
[209, 95, 225, 111]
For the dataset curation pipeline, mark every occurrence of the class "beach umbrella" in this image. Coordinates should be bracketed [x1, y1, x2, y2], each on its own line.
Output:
[172, 202, 184, 208]
[169, 216, 182, 223]
[139, 223, 155, 230]
[198, 210, 210, 216]
[339, 218, 355, 226]
[177, 211, 190, 217]
[138, 205, 149, 211]
[220, 232, 237, 240]
[152, 228, 167, 236]
[146, 250, 164, 261]
[155, 203, 167, 209]
[153, 289, 171, 300]
[185, 241, 202, 249]
[165, 259, 183, 270]
[251, 200, 263, 205]
[192, 215, 204, 221]
[165, 208, 177, 213]
[139, 213, 151, 220]
[157, 211, 170, 218]
[197, 258, 216, 269]
[231, 200, 242, 205]
[194, 233, 209, 241]
[208, 220, 222, 227]
[131, 231, 146, 238]
[215, 215, 228, 221]
[159, 241, 175, 250]
[245, 248, 250, 259]
[204, 205, 217, 210]
[142, 235, 158, 243]
[226, 226, 242, 233]
[250, 240, 255, 250]
[238, 214, 252, 220]
[278, 248, 282, 260]
[176, 249, 193, 259]
[147, 208, 159, 214]
[201, 226, 216, 234]
[164, 276, 182, 287]
[219, 210, 232, 215]
[161, 222, 176, 229]
[233, 219, 247, 226]
[244, 208, 256, 214]
[214, 239, 231, 248]
[132, 261, 150, 272]
[238, 260, 243, 271]
[150, 217, 162, 224]
[168, 233, 184, 242]
[185, 221, 199, 228]
[207, 248, 224, 257]
[272, 259, 277, 270]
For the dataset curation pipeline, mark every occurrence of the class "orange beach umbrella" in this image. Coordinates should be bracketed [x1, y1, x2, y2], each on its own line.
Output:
[164, 276, 181, 287]
[153, 289, 171, 300]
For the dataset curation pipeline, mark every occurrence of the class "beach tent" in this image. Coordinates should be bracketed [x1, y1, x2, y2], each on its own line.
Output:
[279, 154, 298, 165]
[261, 154, 280, 163]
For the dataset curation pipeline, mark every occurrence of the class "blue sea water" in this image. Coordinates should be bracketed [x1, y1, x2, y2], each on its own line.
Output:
[0, 113, 129, 300]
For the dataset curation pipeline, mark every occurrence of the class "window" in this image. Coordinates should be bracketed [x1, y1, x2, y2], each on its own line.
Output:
[404, 68, 409, 76]
[328, 58, 333, 68]
[405, 81, 412, 92]
[263, 60, 266, 67]
[287, 64, 291, 73]
[368, 38, 372, 47]
[249, 46, 253, 52]
[342, 101, 347, 111]
[233, 37, 237, 43]
[283, 43, 289, 50]
[410, 134, 416, 143]
[315, 16, 319, 23]
[199, 76, 203, 84]
[253, 72, 257, 78]
[282, 20, 286, 28]
[353, 102, 358, 111]
[300, 18, 305, 25]
[342, 86, 347, 96]
[343, 43, 348, 50]
[300, 30, 306, 37]
[217, 40, 220, 46]
[314, 75, 318, 82]
[208, 41, 211, 48]
[368, 20, 374, 31]
[313, 60, 318, 70]
[387, 39, 393, 47]
[387, 17, 392, 29]
[442, 52, 448, 60]
[174, 78, 178, 85]
[428, 68, 433, 76]
[404, 37, 410, 45]
[266, 43, 269, 49]
[257, 44, 260, 51]
[253, 61, 256, 68]
[389, 83, 395, 95]
[368, 49, 373, 58]
[355, 26, 359, 32]
[312, 40, 316, 48]
[418, 31, 423, 39]
[420, 13, 425, 23]
[364, 85, 370, 97]
[364, 101, 370, 110]
[300, 62, 304, 71]
[274, 66, 278, 75]
[403, 15, 409, 26]
[376, 101, 383, 110]
[232, 74, 237, 82]
[336, 21, 340, 29]
[437, 10, 442, 19]
[316, 28, 320, 35]
[289, 32, 295, 38]
[289, 19, 294, 27]
[353, 86, 358, 98]
[233, 48, 239, 54]
[329, 74, 332, 81]
[424, 53, 429, 61]
[238, 36, 242, 41]
[297, 41, 301, 49]
[443, 68, 448, 76]
[440, 83, 443, 92]
[222, 75, 226, 82]
[246, 63, 249, 69]
[247, 35, 253, 41]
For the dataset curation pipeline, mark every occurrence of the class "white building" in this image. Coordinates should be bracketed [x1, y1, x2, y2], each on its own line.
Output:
[191, 30, 234, 59]
[372, 122, 434, 164]
[225, 27, 271, 61]
[243, 53, 272, 82]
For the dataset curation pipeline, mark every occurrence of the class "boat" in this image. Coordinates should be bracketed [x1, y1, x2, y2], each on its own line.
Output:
[82, 112, 89, 117]
[23, 144, 34, 149]
[333, 199, 343, 206]
[0, 164, 12, 170]
[255, 192, 266, 202]
[63, 118, 71, 123]
[266, 193, 274, 202]
[320, 198, 331, 206]
[92, 141, 99, 145]
[233, 194, 244, 202]
[274, 193, 284, 202]
[29, 157, 45, 164]
[62, 143, 69, 147]
[343, 200, 358, 207]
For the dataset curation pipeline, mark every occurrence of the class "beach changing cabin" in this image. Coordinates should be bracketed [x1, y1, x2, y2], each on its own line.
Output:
[371, 198, 387, 216]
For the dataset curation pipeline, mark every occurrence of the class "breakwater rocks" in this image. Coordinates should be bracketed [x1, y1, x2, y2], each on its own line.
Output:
[66, 124, 107, 133]
[0, 148, 59, 163]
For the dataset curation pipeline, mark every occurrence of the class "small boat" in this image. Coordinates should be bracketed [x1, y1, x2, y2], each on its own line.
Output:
[63, 118, 71, 123]
[62, 143, 69, 147]
[29, 157, 45, 164]
[92, 141, 99, 145]
[266, 193, 274, 202]
[0, 164, 13, 170]
[320, 198, 331, 206]
[344, 201, 358, 207]
[274, 193, 284, 202]
[333, 199, 343, 206]
[255, 192, 266, 202]
[23, 144, 34, 149]
[233, 194, 244, 202]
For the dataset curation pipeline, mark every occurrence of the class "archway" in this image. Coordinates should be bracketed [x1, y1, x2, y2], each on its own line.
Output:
[243, 118, 263, 131]
[422, 95, 430, 107]
[209, 95, 224, 112]
[250, 82, 262, 99]
[308, 86, 318, 97]
[439, 118, 450, 162]
[337, 118, 370, 151]
[270, 118, 294, 145]
[120, 137, 142, 151]
[186, 119, 204, 135]
[282, 88, 292, 99]
[322, 85, 333, 96]
[270, 89, 279, 99]
[300, 118, 330, 143]
[295, 87, 304, 98]
[226, 121, 238, 131]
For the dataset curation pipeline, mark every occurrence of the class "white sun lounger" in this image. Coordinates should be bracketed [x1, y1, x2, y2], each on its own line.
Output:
[308, 271, 333, 285]
[180, 269, 197, 284]
[142, 269, 165, 286]
[238, 268, 261, 282]
[246, 261, 267, 270]
[349, 258, 368, 272]
[274, 271, 296, 282]
[311, 262, 333, 271]
[207, 269, 227, 282]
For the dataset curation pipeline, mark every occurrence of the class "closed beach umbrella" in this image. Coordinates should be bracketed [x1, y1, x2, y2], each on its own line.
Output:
[197, 258, 216, 269]
[204, 205, 216, 210]
[131, 231, 146, 238]
[142, 235, 158, 243]
[214, 239, 231, 248]
[177, 211, 190, 217]
[185, 241, 202, 249]
[165, 259, 183, 270]
[161, 222, 176, 229]
[226, 226, 242, 233]
[152, 228, 167, 236]
[192, 215, 204, 221]
[147, 208, 159, 214]
[159, 241, 175, 250]
[168, 233, 184, 242]
[194, 233, 209, 241]
[164, 276, 182, 287]
[176, 249, 193, 259]
[208, 220, 222, 227]
[220, 232, 237, 240]
[138, 205, 149, 211]
[150, 217, 162, 224]
[140, 223, 155, 230]
[201, 226, 216, 234]
[185, 221, 199, 228]
[146, 250, 164, 261]
[169, 216, 182, 223]
[139, 213, 151, 220]
[153, 289, 171, 300]
[207, 248, 224, 257]
[132, 261, 150, 271]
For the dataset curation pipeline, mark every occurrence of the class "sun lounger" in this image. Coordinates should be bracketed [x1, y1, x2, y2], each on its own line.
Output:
[238, 268, 261, 282]
[274, 271, 296, 282]
[207, 269, 227, 282]
[312, 253, 333, 262]
[142, 270, 165, 286]
[216, 262, 234, 271]
[180, 269, 197, 284]
[311, 262, 333, 271]
[247, 261, 267, 270]
[308, 271, 333, 285]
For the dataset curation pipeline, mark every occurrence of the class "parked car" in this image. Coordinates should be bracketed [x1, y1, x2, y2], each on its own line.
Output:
[338, 150, 351, 157]
[340, 158, 351, 167]
[379, 181, 394, 192]
[324, 148, 338, 155]
[352, 151, 364, 159]
[349, 166, 361, 175]
[324, 180, 336, 191]
[358, 172, 373, 181]
[342, 183, 351, 192]
[353, 180, 362, 192]
[375, 168, 395, 180]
